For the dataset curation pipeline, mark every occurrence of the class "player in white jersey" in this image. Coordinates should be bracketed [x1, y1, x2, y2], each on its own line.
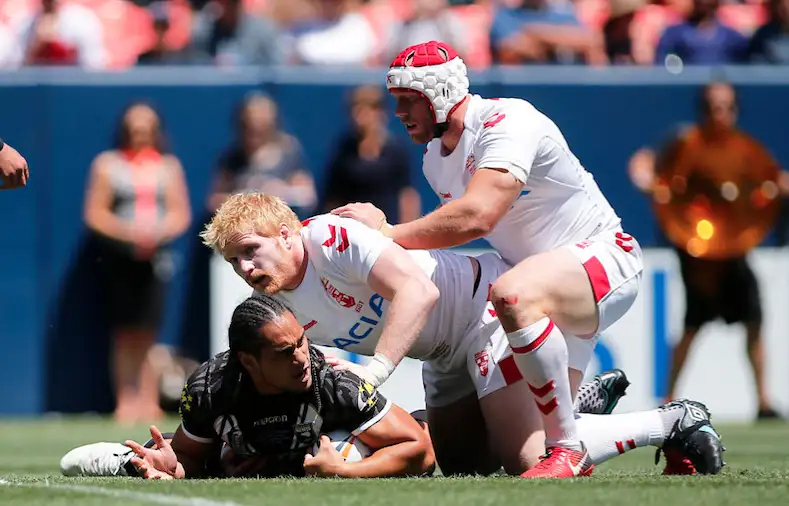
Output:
[330, 41, 720, 478]
[201, 192, 725, 477]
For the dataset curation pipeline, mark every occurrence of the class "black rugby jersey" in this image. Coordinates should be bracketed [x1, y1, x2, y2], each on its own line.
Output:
[179, 346, 390, 477]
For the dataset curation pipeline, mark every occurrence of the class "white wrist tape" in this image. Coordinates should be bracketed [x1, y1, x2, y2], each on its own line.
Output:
[365, 353, 396, 387]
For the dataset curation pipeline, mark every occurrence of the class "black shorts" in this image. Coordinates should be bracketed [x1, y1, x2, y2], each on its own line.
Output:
[97, 240, 167, 331]
[676, 248, 762, 328]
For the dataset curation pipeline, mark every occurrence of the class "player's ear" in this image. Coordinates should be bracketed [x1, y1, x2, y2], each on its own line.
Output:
[237, 351, 259, 374]
[280, 223, 294, 250]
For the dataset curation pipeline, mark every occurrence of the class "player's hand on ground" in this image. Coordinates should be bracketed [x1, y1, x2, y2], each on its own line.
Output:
[304, 435, 345, 477]
[0, 143, 29, 190]
[125, 425, 180, 480]
[330, 202, 388, 233]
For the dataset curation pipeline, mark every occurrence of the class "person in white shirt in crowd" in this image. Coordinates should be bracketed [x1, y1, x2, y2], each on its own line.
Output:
[3, 0, 106, 69]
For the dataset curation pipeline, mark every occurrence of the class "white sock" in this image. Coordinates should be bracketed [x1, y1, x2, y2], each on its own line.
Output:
[507, 317, 579, 449]
[576, 411, 665, 465]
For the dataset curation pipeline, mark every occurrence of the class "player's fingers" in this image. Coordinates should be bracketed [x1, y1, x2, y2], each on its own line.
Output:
[124, 440, 147, 456]
[130, 457, 148, 473]
[149, 425, 168, 447]
[329, 206, 349, 215]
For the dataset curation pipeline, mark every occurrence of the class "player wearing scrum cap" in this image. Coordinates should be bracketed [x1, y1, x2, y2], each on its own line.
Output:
[201, 192, 725, 478]
[331, 41, 725, 478]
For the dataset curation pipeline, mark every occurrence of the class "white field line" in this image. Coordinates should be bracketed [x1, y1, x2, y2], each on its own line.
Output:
[0, 477, 243, 506]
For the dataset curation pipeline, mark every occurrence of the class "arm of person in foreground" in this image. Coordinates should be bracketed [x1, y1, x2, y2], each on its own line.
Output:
[0, 139, 29, 189]
[318, 216, 440, 385]
[304, 376, 434, 478]
[332, 110, 533, 250]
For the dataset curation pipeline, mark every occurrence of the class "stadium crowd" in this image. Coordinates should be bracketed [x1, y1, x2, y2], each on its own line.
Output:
[0, 0, 788, 70]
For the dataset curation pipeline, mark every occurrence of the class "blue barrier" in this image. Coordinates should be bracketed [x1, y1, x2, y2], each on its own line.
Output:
[1, 65, 787, 415]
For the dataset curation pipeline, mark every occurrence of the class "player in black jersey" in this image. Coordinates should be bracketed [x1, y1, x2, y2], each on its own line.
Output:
[124, 295, 434, 479]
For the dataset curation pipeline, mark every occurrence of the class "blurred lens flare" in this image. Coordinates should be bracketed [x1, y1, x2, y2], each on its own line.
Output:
[653, 159, 780, 259]
[696, 219, 714, 240]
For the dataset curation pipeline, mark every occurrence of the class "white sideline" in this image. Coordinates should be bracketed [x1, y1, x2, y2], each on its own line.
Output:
[0, 478, 242, 506]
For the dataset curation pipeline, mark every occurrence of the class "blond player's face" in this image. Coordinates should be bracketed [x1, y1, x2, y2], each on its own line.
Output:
[391, 89, 434, 144]
[223, 231, 294, 295]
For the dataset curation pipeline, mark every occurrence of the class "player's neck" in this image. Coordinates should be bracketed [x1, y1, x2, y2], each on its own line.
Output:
[285, 239, 308, 291]
[439, 98, 469, 156]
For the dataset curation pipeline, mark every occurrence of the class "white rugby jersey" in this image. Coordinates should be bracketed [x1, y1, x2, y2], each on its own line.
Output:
[423, 94, 622, 265]
[272, 214, 478, 361]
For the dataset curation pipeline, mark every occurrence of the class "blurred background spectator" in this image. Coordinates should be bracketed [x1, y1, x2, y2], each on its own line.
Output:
[288, 0, 378, 65]
[490, 0, 607, 65]
[1, 0, 106, 69]
[323, 85, 421, 224]
[207, 92, 317, 217]
[628, 82, 787, 420]
[83, 101, 192, 425]
[385, 0, 468, 63]
[188, 0, 284, 65]
[136, 1, 187, 64]
[654, 0, 748, 65]
[0, 0, 782, 70]
[748, 0, 789, 63]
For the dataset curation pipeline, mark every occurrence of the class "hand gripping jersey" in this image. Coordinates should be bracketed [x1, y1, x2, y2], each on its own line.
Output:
[423, 94, 623, 265]
[275, 214, 480, 363]
[179, 346, 391, 477]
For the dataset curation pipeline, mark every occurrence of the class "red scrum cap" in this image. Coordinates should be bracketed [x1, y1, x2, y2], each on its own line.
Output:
[386, 41, 469, 125]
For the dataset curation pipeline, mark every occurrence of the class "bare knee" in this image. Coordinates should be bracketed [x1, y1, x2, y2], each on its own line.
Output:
[490, 276, 547, 330]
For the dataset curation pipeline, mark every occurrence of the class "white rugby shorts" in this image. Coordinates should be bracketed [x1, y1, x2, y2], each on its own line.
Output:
[422, 228, 643, 407]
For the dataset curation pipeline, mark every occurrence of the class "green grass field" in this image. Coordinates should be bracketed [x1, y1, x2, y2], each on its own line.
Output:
[0, 416, 787, 506]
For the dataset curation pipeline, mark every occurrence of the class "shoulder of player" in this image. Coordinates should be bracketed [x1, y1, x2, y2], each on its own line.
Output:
[319, 366, 367, 401]
[186, 351, 232, 394]
[468, 97, 538, 137]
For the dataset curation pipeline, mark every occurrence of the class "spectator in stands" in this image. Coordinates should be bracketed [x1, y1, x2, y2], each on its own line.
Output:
[603, 0, 647, 64]
[137, 2, 187, 65]
[207, 93, 317, 218]
[289, 0, 378, 65]
[83, 102, 192, 425]
[5, 0, 106, 68]
[654, 0, 748, 65]
[385, 0, 468, 63]
[189, 0, 285, 65]
[628, 82, 785, 420]
[489, 0, 607, 65]
[323, 85, 421, 225]
[748, 0, 789, 63]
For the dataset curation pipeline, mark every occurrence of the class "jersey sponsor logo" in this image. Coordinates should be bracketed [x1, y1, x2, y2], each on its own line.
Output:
[323, 224, 350, 252]
[253, 415, 289, 427]
[321, 276, 360, 310]
[303, 319, 318, 331]
[439, 191, 452, 199]
[332, 293, 386, 349]
[483, 112, 506, 129]
[474, 349, 490, 376]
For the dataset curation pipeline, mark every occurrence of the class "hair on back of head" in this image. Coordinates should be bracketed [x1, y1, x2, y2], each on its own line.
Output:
[228, 294, 292, 355]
